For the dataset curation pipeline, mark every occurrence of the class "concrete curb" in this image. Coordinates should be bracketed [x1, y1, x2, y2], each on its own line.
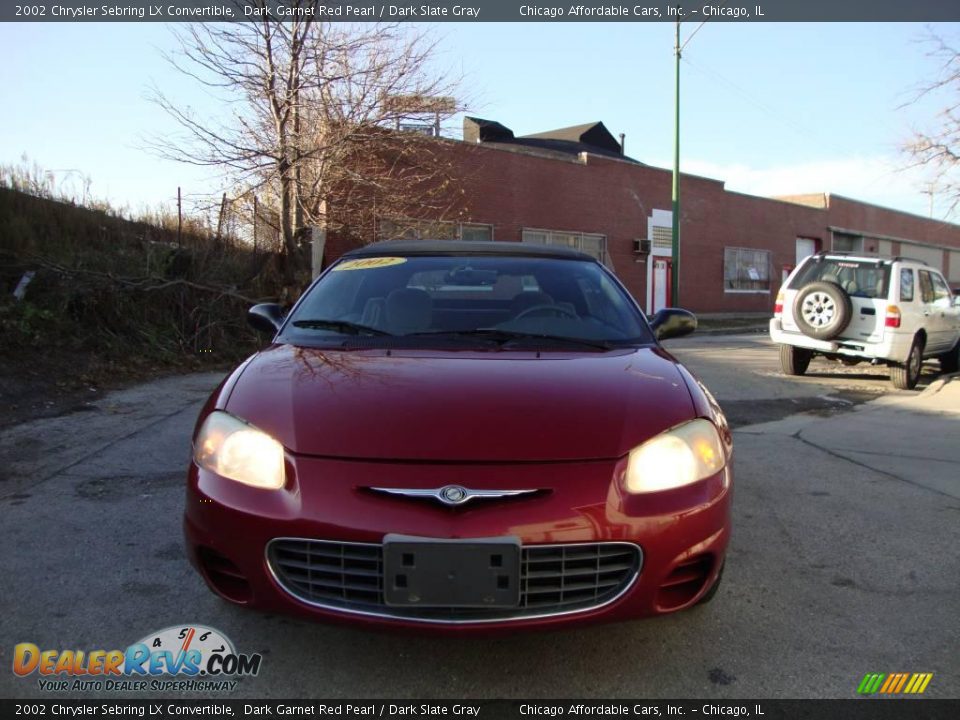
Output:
[918, 372, 959, 398]
[696, 324, 768, 336]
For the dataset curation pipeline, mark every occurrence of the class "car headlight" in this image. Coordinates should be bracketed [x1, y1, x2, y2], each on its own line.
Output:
[193, 411, 286, 490]
[624, 418, 726, 493]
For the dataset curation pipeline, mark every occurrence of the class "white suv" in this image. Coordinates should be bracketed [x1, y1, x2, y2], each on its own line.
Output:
[770, 253, 960, 389]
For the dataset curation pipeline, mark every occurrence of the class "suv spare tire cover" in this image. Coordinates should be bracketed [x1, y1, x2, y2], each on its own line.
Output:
[793, 281, 853, 340]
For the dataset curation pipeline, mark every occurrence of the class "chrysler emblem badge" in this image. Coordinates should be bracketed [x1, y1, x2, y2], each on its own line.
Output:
[367, 485, 542, 507]
[440, 485, 467, 504]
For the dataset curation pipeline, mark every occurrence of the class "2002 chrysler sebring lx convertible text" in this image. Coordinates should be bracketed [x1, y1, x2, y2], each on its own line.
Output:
[184, 241, 733, 632]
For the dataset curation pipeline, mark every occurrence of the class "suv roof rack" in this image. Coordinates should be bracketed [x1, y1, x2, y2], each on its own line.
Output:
[811, 251, 928, 266]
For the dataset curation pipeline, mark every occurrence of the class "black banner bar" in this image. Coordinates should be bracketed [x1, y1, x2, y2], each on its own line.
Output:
[1, 700, 959, 720]
[4, 0, 960, 23]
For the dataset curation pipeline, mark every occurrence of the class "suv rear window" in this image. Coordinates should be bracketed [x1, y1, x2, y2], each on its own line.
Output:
[789, 258, 890, 299]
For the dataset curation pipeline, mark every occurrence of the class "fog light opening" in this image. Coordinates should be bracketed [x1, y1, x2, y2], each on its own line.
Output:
[198, 547, 251, 603]
[656, 553, 713, 611]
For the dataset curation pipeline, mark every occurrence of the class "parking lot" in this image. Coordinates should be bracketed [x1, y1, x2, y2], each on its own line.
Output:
[1, 333, 957, 699]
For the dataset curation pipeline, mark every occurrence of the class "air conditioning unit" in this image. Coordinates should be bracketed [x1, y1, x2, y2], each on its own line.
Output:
[633, 238, 651, 254]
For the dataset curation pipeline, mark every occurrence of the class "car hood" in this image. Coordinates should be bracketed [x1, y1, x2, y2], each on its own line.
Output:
[223, 345, 696, 462]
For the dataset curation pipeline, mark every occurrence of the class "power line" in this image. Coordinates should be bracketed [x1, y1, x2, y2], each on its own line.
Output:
[680, 21, 707, 53]
[679, 55, 908, 193]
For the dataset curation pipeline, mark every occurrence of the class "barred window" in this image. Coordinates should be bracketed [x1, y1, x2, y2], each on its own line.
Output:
[460, 223, 494, 242]
[378, 218, 492, 242]
[832, 233, 863, 252]
[724, 247, 771, 292]
[521, 228, 609, 265]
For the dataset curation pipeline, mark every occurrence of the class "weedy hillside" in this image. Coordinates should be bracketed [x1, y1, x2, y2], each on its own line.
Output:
[0, 163, 283, 426]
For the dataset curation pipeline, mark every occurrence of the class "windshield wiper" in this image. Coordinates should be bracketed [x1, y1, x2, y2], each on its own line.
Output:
[291, 319, 393, 336]
[407, 328, 616, 351]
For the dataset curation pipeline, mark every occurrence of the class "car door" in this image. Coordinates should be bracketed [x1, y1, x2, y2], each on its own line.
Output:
[928, 271, 960, 351]
[918, 270, 948, 353]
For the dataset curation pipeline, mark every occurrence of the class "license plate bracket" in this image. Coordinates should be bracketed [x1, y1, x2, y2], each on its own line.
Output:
[383, 535, 521, 608]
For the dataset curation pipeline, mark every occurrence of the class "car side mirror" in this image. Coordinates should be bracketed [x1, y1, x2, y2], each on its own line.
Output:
[248, 303, 285, 334]
[650, 308, 697, 341]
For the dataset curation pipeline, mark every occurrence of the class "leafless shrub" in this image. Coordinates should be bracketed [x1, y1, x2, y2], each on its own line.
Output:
[902, 30, 960, 217]
[147, 3, 467, 295]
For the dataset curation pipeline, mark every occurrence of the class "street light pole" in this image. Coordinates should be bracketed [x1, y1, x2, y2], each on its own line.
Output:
[671, 17, 681, 307]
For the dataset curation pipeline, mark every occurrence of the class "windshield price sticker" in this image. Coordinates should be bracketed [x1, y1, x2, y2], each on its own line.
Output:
[333, 257, 408, 271]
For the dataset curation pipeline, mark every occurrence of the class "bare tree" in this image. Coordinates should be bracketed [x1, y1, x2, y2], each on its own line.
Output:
[903, 30, 960, 216]
[148, 2, 465, 294]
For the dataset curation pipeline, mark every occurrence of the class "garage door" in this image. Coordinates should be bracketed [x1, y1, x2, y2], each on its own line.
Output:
[796, 237, 818, 265]
[900, 244, 944, 272]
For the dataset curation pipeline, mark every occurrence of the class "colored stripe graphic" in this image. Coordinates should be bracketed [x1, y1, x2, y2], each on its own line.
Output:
[857, 673, 885, 694]
[879, 674, 897, 693]
[857, 672, 932, 694]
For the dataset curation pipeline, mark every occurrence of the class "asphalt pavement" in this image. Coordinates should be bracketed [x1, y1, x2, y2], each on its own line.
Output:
[0, 335, 957, 699]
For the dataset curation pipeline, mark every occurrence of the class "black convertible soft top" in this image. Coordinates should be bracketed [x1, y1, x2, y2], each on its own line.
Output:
[342, 239, 595, 262]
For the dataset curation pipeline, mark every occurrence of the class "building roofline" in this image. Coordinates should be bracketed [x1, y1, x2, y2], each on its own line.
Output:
[462, 138, 727, 184]
[825, 193, 960, 229]
[452, 118, 960, 229]
[826, 225, 959, 253]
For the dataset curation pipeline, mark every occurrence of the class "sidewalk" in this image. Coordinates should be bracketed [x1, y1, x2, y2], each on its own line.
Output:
[694, 313, 770, 335]
[737, 374, 960, 499]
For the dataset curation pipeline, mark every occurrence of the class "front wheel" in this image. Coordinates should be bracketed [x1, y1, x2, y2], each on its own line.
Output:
[780, 344, 812, 376]
[939, 341, 960, 374]
[891, 337, 924, 390]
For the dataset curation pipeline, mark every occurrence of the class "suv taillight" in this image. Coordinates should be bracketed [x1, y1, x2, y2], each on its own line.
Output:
[774, 292, 784, 317]
[885, 305, 901, 328]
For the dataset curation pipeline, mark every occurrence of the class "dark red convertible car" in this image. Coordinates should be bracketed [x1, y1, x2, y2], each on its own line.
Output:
[185, 240, 732, 631]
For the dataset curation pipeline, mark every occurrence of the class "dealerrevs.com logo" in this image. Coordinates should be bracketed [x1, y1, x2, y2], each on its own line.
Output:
[13, 625, 262, 693]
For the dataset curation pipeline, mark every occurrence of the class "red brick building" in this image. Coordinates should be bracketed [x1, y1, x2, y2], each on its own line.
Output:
[325, 117, 960, 314]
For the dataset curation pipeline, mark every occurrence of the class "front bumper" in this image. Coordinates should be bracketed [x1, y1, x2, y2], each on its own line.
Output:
[184, 454, 732, 633]
[769, 318, 912, 363]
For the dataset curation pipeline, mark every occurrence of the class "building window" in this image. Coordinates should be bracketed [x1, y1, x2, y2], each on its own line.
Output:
[460, 223, 494, 241]
[521, 228, 609, 265]
[378, 218, 493, 242]
[833, 233, 863, 253]
[724, 247, 771, 293]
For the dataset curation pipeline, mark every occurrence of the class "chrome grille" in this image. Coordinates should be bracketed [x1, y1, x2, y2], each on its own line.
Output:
[266, 538, 641, 623]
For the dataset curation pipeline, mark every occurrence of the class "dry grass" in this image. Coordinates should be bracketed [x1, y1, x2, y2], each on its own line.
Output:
[0, 160, 284, 419]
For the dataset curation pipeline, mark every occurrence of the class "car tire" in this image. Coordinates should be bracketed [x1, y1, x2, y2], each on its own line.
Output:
[891, 336, 924, 390]
[939, 341, 960, 374]
[792, 281, 852, 340]
[696, 563, 724, 605]
[780, 344, 812, 375]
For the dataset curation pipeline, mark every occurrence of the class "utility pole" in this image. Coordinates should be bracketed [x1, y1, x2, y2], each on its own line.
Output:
[671, 17, 681, 307]
[922, 182, 936, 218]
[176, 186, 182, 248]
[214, 193, 227, 246]
[253, 195, 259, 253]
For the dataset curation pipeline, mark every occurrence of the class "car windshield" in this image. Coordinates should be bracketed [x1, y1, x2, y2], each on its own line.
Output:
[279, 254, 652, 349]
[789, 257, 891, 299]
